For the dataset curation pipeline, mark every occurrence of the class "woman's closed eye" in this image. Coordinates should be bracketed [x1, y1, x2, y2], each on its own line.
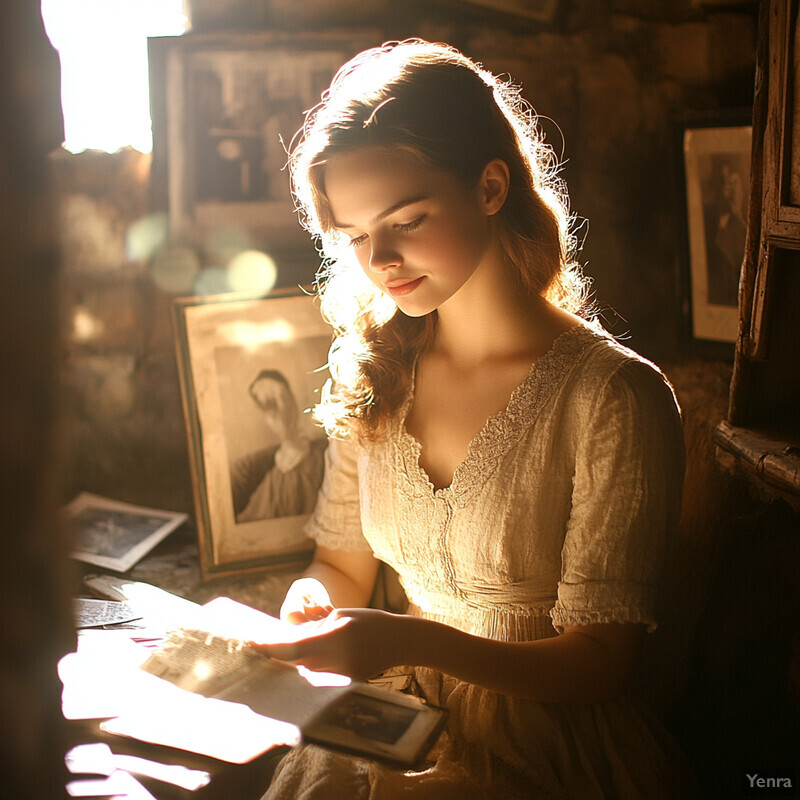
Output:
[349, 233, 369, 248]
[396, 214, 426, 234]
[347, 215, 427, 249]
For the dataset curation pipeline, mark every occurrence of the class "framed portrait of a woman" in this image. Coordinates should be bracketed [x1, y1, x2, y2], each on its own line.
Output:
[173, 289, 331, 578]
[682, 120, 752, 347]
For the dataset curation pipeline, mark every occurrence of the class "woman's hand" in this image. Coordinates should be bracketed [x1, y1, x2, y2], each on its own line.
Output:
[280, 577, 335, 624]
[254, 608, 405, 681]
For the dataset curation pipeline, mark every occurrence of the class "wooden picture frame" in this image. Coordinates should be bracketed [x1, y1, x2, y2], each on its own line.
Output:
[148, 32, 368, 284]
[682, 120, 753, 346]
[173, 289, 332, 579]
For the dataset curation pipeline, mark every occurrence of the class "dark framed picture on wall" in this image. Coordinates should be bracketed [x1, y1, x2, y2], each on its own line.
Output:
[682, 118, 753, 348]
[148, 32, 372, 286]
[173, 289, 332, 579]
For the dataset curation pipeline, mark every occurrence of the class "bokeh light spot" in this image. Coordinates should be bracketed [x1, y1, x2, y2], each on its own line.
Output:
[228, 250, 278, 294]
[151, 246, 199, 294]
[194, 267, 230, 296]
[127, 213, 168, 261]
[72, 306, 104, 342]
[205, 225, 252, 266]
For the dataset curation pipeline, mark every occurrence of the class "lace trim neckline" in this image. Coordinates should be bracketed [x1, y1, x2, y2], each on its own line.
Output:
[395, 323, 603, 500]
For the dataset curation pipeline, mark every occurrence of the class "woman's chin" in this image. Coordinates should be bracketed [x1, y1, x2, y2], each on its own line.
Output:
[396, 304, 433, 319]
[391, 293, 440, 319]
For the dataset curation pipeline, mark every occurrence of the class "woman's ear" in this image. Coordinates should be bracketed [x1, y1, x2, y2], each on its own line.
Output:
[479, 158, 510, 216]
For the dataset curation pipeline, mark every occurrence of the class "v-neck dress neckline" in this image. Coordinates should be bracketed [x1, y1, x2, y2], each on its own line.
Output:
[395, 323, 601, 502]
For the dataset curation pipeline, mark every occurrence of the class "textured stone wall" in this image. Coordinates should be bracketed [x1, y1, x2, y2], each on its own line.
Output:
[54, 148, 193, 511]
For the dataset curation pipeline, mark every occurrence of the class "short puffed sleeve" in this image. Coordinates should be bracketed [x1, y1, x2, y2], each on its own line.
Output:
[550, 359, 685, 633]
[304, 436, 374, 552]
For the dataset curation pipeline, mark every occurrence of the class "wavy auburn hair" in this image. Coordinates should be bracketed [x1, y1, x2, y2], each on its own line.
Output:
[289, 39, 591, 440]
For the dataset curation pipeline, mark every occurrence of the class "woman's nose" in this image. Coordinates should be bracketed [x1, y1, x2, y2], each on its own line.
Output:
[367, 236, 401, 272]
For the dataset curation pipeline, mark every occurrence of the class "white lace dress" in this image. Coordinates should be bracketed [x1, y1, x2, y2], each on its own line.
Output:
[264, 325, 699, 799]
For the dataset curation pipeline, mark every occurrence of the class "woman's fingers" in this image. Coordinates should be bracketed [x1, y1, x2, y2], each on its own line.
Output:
[280, 578, 334, 624]
[303, 601, 334, 620]
[253, 614, 350, 667]
[254, 636, 331, 669]
[254, 610, 397, 681]
[256, 642, 299, 661]
[283, 604, 333, 625]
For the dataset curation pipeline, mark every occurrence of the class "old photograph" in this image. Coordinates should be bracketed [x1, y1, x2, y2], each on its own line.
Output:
[65, 493, 187, 572]
[173, 290, 331, 578]
[683, 123, 752, 343]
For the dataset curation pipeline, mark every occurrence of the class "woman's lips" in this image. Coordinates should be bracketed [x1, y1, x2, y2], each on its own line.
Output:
[385, 277, 424, 297]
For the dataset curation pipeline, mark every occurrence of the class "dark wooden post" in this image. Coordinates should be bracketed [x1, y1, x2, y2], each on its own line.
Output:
[0, 2, 75, 796]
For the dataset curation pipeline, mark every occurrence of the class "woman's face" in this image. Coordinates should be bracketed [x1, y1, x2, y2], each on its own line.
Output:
[323, 148, 494, 317]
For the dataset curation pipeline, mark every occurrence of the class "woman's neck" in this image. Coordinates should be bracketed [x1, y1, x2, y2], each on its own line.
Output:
[432, 255, 577, 369]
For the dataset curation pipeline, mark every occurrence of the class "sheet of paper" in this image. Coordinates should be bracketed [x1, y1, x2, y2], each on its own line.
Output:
[101, 690, 300, 764]
[195, 596, 294, 641]
[215, 656, 352, 729]
[59, 632, 157, 721]
[59, 595, 360, 764]
[73, 598, 142, 629]
[66, 769, 156, 798]
[83, 575, 202, 631]
[60, 629, 299, 763]
[65, 743, 211, 792]
[196, 596, 351, 687]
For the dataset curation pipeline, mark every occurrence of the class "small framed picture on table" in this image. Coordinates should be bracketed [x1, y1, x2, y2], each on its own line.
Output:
[65, 493, 188, 573]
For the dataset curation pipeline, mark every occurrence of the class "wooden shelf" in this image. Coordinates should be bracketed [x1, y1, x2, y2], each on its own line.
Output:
[714, 420, 800, 501]
[718, 1, 800, 513]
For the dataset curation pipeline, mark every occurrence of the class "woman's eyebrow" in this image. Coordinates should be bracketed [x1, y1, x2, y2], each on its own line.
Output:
[333, 195, 428, 230]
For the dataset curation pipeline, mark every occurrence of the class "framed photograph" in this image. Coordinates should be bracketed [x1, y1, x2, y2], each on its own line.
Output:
[303, 684, 448, 769]
[148, 33, 368, 284]
[173, 289, 332, 579]
[682, 121, 752, 345]
[65, 492, 188, 573]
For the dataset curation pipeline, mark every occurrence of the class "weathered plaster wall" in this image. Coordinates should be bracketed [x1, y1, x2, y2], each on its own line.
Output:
[55, 148, 191, 510]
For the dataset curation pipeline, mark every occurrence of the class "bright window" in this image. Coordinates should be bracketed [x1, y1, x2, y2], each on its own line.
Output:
[41, 0, 187, 154]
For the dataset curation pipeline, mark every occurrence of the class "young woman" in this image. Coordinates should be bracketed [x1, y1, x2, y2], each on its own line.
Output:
[256, 39, 698, 798]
